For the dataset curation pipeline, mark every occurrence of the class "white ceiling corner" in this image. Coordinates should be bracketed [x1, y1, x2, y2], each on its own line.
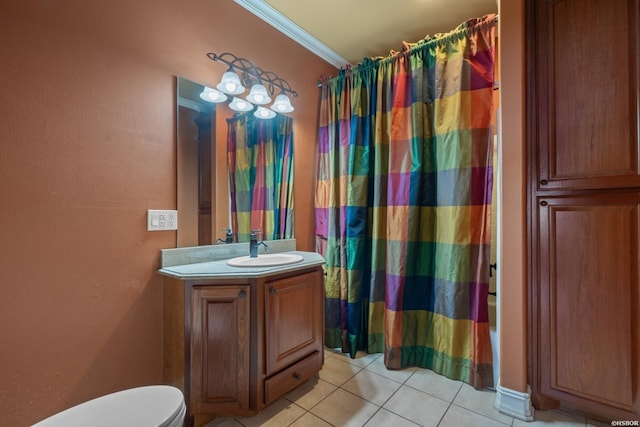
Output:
[233, 0, 350, 68]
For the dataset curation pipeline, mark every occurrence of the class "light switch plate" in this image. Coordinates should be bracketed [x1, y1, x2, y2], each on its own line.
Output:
[147, 210, 178, 231]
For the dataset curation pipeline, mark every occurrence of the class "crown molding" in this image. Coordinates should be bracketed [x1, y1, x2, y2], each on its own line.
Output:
[234, 0, 349, 68]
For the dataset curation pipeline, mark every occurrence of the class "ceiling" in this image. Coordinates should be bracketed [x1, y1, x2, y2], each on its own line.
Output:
[235, 0, 498, 67]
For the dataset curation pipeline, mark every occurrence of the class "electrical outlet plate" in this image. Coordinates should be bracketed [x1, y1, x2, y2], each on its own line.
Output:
[147, 210, 178, 231]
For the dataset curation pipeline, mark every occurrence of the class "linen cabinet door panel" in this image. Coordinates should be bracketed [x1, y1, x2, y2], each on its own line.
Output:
[537, 194, 640, 418]
[190, 286, 250, 414]
[265, 270, 323, 376]
[534, 0, 640, 191]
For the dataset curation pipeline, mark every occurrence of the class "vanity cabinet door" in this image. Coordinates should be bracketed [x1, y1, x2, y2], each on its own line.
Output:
[265, 270, 323, 376]
[190, 286, 250, 415]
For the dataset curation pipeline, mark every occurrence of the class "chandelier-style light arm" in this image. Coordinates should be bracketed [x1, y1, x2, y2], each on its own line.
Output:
[207, 52, 298, 98]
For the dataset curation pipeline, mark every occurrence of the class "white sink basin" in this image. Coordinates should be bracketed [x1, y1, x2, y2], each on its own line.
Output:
[226, 253, 304, 268]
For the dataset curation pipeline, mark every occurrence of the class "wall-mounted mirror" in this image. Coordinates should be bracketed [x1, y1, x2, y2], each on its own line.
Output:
[176, 77, 219, 247]
[176, 76, 296, 247]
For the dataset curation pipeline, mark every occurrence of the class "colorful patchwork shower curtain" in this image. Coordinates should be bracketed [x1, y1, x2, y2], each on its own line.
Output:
[227, 113, 294, 242]
[315, 15, 496, 388]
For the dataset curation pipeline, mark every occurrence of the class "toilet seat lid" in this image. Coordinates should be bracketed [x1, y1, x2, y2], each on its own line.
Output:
[32, 385, 185, 427]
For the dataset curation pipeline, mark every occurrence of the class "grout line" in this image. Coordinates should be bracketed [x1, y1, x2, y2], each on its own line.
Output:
[355, 357, 423, 426]
[291, 379, 338, 412]
[319, 357, 366, 387]
[446, 402, 514, 426]
[284, 406, 304, 427]
[361, 407, 383, 426]
[211, 351, 529, 427]
[283, 402, 322, 427]
[401, 378, 462, 404]
[325, 352, 399, 426]
[434, 381, 465, 426]
[287, 350, 520, 427]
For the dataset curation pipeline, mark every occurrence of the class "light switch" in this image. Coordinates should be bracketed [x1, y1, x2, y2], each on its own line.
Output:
[147, 210, 178, 231]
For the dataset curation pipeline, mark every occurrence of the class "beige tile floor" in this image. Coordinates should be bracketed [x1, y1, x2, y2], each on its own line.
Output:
[207, 348, 607, 427]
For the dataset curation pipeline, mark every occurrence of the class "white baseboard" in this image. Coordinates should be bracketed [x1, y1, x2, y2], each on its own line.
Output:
[494, 383, 535, 421]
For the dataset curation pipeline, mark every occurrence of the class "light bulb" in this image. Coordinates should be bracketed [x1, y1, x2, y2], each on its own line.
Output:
[229, 97, 254, 112]
[254, 106, 276, 119]
[199, 87, 227, 103]
[217, 71, 245, 95]
[246, 84, 271, 105]
[270, 94, 294, 113]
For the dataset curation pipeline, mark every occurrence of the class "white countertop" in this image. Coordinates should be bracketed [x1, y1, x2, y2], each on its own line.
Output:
[157, 251, 325, 280]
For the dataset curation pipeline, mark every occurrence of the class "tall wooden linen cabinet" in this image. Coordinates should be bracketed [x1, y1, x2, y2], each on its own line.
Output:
[527, 0, 640, 420]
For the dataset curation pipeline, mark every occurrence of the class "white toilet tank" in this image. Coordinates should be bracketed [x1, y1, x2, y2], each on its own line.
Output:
[32, 385, 186, 427]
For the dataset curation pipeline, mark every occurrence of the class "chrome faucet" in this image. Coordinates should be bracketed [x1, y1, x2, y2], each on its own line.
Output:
[249, 230, 268, 258]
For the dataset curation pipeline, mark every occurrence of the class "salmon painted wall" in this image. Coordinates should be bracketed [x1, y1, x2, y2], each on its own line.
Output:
[0, 1, 336, 425]
[498, 0, 528, 393]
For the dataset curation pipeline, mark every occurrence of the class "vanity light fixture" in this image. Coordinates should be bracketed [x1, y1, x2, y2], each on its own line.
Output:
[217, 71, 245, 95]
[199, 86, 227, 103]
[254, 106, 276, 119]
[228, 97, 254, 112]
[271, 94, 294, 113]
[201, 52, 298, 119]
[246, 84, 271, 105]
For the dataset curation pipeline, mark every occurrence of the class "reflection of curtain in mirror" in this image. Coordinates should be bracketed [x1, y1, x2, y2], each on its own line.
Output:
[227, 113, 294, 242]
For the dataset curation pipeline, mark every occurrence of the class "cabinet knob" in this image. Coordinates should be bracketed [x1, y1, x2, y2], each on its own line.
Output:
[270, 288, 276, 295]
[540, 179, 548, 186]
[294, 373, 301, 380]
[540, 200, 548, 207]
[238, 290, 246, 298]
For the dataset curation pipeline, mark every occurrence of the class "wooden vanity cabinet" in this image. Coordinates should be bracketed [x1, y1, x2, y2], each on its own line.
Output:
[263, 271, 324, 405]
[163, 266, 324, 427]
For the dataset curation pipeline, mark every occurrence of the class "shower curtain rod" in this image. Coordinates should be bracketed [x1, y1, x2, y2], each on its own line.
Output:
[316, 14, 499, 87]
